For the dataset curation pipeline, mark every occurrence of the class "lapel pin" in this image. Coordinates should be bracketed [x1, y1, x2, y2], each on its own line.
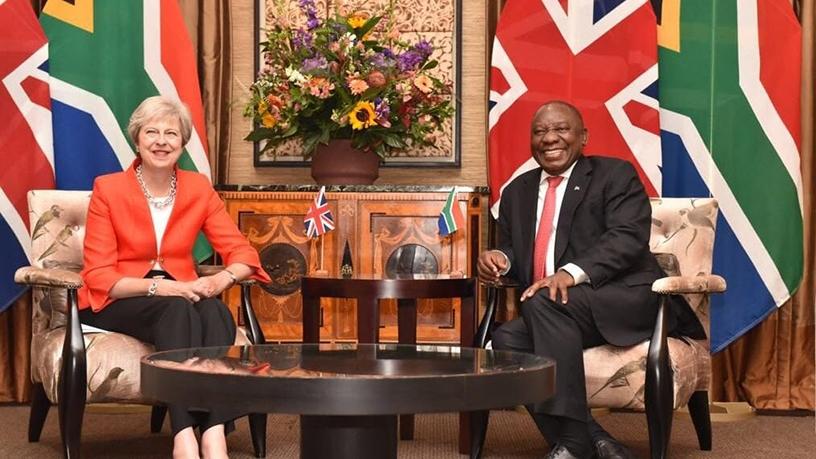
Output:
[574, 186, 580, 191]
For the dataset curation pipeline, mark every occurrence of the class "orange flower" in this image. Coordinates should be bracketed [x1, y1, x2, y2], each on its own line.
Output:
[266, 94, 284, 108]
[261, 112, 277, 128]
[347, 13, 368, 29]
[348, 78, 370, 95]
[413, 74, 433, 94]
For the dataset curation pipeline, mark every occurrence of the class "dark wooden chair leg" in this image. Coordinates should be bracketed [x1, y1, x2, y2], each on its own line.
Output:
[59, 288, 87, 459]
[469, 410, 489, 459]
[58, 358, 86, 458]
[150, 405, 167, 433]
[29, 382, 51, 442]
[687, 390, 712, 450]
[249, 413, 267, 458]
[645, 296, 673, 459]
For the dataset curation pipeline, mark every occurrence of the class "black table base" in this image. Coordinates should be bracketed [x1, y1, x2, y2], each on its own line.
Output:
[300, 414, 397, 459]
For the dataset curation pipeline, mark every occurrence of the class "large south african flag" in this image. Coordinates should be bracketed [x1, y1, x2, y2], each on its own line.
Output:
[658, 0, 802, 352]
[40, 0, 212, 259]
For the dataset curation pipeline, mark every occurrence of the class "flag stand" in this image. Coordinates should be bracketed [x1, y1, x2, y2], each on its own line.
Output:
[312, 235, 328, 277]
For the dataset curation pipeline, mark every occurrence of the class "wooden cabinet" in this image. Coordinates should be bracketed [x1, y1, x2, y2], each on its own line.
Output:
[219, 186, 487, 343]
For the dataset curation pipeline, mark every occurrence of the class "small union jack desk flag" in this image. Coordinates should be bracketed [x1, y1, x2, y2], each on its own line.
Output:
[304, 186, 335, 238]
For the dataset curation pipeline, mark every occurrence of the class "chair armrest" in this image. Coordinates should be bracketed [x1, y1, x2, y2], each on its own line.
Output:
[651, 275, 726, 295]
[15, 266, 82, 289]
[476, 278, 519, 348]
[196, 265, 265, 344]
[196, 264, 256, 286]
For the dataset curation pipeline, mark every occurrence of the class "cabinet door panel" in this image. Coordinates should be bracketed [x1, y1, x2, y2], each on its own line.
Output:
[223, 196, 337, 341]
[359, 198, 467, 343]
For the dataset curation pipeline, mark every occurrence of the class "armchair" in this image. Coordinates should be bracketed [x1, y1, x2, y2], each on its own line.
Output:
[473, 197, 726, 459]
[15, 189, 268, 458]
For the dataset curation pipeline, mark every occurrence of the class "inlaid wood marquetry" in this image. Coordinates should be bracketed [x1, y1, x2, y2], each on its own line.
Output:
[221, 188, 486, 343]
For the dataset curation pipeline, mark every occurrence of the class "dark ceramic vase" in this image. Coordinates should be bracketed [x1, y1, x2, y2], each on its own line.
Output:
[309, 139, 380, 185]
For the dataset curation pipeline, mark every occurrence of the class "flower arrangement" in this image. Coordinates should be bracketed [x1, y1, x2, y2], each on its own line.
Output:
[244, 0, 454, 159]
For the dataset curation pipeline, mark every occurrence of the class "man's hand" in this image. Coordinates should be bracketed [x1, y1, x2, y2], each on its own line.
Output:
[477, 250, 508, 284]
[520, 270, 575, 303]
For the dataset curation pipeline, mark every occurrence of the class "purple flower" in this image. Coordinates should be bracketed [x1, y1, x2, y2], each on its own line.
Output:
[298, 0, 320, 30]
[302, 55, 328, 73]
[414, 40, 433, 58]
[370, 51, 395, 69]
[374, 98, 390, 118]
[396, 51, 424, 72]
[292, 28, 313, 49]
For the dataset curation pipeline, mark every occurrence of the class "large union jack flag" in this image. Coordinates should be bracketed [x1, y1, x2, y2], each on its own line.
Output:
[304, 186, 335, 239]
[0, 0, 55, 312]
[489, 0, 660, 217]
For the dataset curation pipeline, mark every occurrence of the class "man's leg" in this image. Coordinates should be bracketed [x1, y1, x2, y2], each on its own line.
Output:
[492, 319, 560, 447]
[519, 286, 606, 458]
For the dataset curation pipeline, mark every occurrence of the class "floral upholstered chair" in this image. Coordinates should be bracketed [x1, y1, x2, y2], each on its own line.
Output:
[15, 190, 268, 458]
[473, 197, 726, 459]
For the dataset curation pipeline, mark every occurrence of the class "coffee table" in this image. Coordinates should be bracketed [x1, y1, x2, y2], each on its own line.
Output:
[141, 343, 555, 459]
[301, 273, 477, 448]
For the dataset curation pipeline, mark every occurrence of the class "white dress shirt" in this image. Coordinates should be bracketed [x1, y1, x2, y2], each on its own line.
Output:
[499, 162, 589, 284]
[148, 198, 174, 271]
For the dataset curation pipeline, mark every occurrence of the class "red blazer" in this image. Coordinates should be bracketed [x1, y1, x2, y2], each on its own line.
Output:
[79, 160, 271, 312]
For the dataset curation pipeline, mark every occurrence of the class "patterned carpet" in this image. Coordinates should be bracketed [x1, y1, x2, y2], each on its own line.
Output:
[0, 404, 813, 458]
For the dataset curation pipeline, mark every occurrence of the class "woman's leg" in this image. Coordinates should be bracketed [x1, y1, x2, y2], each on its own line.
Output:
[80, 296, 204, 436]
[172, 427, 199, 459]
[200, 424, 228, 459]
[191, 298, 241, 451]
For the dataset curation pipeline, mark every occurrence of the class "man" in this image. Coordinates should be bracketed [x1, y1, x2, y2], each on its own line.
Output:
[478, 101, 704, 459]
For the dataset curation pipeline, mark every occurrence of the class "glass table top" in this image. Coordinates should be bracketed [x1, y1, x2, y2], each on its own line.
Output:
[144, 343, 552, 380]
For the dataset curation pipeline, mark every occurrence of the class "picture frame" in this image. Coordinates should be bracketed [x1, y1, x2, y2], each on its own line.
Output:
[252, 0, 462, 168]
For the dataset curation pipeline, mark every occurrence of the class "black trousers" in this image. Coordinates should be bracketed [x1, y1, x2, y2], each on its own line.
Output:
[79, 291, 239, 435]
[491, 283, 654, 421]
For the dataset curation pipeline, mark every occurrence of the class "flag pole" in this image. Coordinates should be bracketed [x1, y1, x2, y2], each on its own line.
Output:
[314, 234, 328, 277]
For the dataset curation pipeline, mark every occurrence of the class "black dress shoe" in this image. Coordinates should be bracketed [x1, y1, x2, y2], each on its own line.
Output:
[545, 444, 588, 459]
[594, 438, 636, 459]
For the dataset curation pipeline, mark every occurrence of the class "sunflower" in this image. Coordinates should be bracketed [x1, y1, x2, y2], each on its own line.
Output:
[349, 101, 377, 130]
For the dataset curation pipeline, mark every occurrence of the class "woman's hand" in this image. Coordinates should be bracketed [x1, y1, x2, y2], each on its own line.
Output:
[191, 271, 234, 299]
[155, 279, 204, 303]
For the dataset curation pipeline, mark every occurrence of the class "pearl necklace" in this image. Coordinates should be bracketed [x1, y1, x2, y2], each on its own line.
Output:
[136, 165, 177, 209]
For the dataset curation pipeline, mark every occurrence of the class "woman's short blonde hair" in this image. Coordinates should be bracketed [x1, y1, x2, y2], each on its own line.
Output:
[127, 96, 193, 148]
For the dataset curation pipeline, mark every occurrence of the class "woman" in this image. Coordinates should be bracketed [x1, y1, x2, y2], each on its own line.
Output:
[79, 96, 271, 459]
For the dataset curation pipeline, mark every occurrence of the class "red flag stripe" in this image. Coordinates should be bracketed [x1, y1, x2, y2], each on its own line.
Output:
[159, 0, 209, 157]
[756, 0, 801, 147]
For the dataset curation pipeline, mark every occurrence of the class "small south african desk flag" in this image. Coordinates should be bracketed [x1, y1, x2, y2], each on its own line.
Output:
[438, 187, 465, 237]
[304, 186, 335, 238]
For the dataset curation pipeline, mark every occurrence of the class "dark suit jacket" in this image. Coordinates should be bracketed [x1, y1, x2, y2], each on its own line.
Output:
[497, 155, 704, 345]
